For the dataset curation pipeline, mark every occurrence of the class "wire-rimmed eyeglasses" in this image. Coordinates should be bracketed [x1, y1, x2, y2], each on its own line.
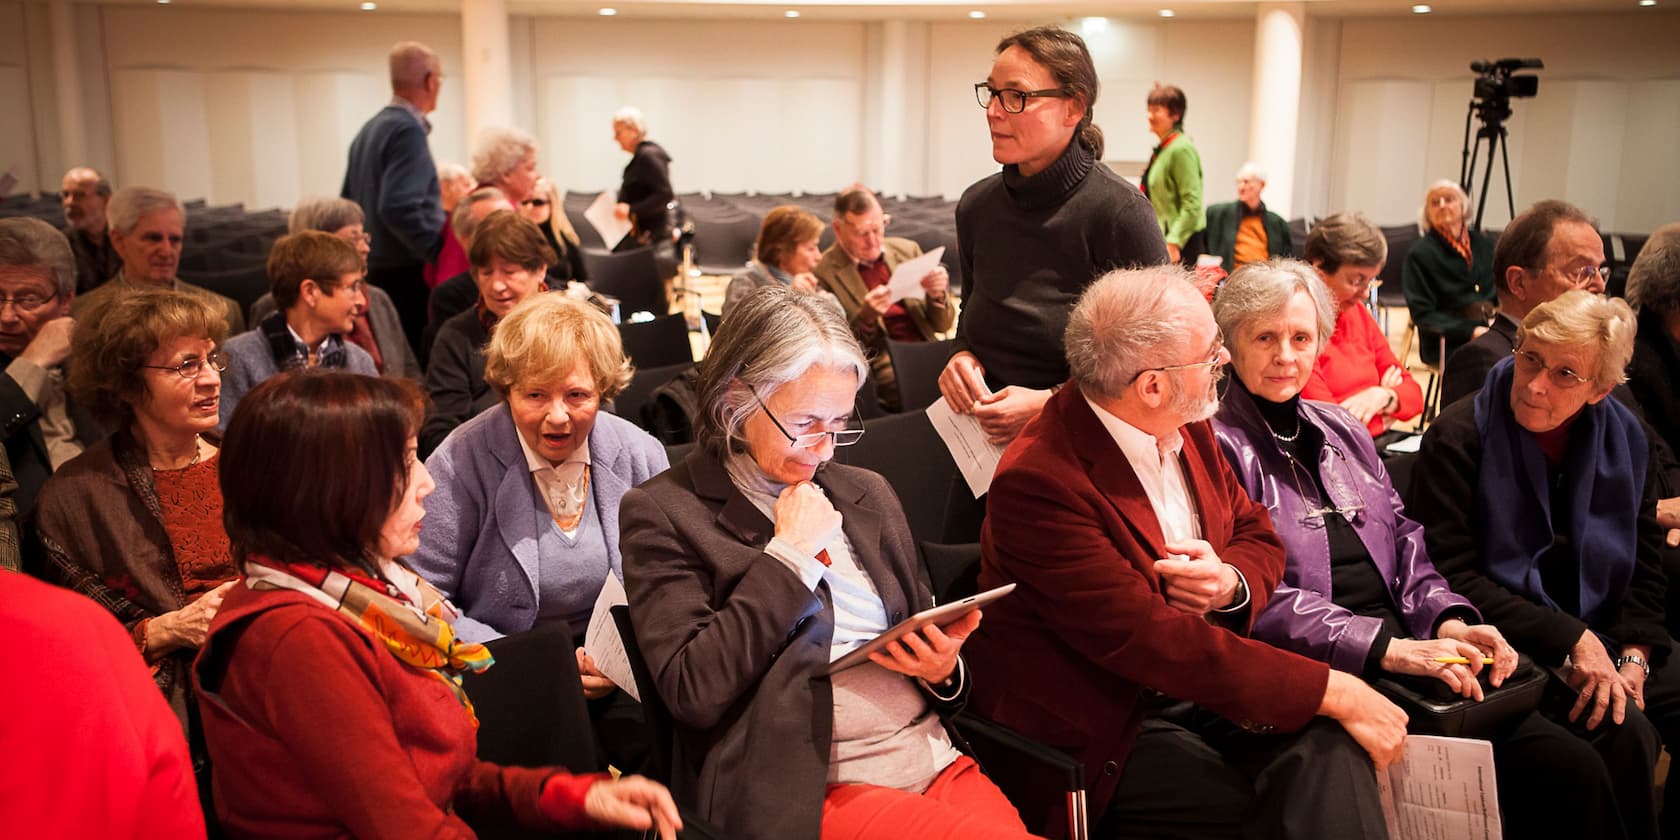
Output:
[1277, 442, 1366, 527]
[1129, 330, 1227, 384]
[974, 83, 1068, 114]
[140, 350, 230, 380]
[1512, 347, 1593, 391]
[748, 385, 864, 449]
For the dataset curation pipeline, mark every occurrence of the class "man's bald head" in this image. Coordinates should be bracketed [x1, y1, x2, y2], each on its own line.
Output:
[389, 41, 441, 113]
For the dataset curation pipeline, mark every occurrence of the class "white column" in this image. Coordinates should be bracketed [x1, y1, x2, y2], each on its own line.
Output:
[49, 0, 85, 170]
[1247, 2, 1304, 218]
[862, 21, 931, 196]
[460, 0, 514, 141]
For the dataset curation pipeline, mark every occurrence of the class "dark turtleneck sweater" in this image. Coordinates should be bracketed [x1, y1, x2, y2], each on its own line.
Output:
[953, 138, 1167, 391]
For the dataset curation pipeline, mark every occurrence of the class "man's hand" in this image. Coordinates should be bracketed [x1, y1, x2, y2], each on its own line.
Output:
[19, 316, 75, 369]
[1320, 670, 1409, 770]
[861, 284, 893, 318]
[920, 265, 950, 303]
[1155, 539, 1240, 615]
[1656, 497, 1679, 547]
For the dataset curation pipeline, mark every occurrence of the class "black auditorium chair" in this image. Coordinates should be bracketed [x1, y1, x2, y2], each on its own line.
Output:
[612, 361, 695, 433]
[834, 409, 977, 546]
[691, 212, 760, 277]
[583, 247, 667, 320]
[466, 622, 600, 774]
[885, 338, 953, 413]
[618, 313, 693, 370]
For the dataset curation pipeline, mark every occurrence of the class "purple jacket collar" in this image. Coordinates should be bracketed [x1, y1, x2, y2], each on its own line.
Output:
[1213, 381, 1476, 674]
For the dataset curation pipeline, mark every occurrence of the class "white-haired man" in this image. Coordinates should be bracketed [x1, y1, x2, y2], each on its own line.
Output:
[1202, 162, 1292, 270]
[342, 40, 447, 355]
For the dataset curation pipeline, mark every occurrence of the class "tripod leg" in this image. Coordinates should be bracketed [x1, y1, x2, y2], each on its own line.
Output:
[1473, 128, 1498, 233]
[1498, 126, 1516, 223]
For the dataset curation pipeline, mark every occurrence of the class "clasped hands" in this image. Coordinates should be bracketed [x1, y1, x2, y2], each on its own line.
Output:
[937, 351, 1051, 444]
[773, 482, 972, 685]
[1155, 540, 1243, 615]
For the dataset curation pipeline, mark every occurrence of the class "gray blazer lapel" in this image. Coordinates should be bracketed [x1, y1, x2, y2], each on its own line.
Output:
[494, 449, 544, 605]
[591, 431, 631, 576]
[819, 466, 910, 622]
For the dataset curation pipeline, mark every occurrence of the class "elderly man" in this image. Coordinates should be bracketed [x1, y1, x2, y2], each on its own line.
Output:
[1202, 163, 1292, 271]
[69, 188, 245, 337]
[965, 266, 1405, 838]
[59, 167, 119, 293]
[342, 40, 447, 355]
[0, 219, 104, 515]
[812, 188, 953, 411]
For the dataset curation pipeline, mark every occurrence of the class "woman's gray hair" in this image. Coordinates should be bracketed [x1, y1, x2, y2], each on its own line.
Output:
[106, 186, 184, 236]
[470, 127, 538, 186]
[694, 286, 868, 457]
[288, 197, 365, 235]
[1065, 265, 1202, 401]
[0, 217, 76, 298]
[1516, 289, 1636, 390]
[1303, 212, 1387, 274]
[437, 160, 472, 185]
[1626, 222, 1680, 316]
[1417, 179, 1471, 234]
[451, 186, 507, 242]
[612, 106, 647, 136]
[1212, 258, 1337, 351]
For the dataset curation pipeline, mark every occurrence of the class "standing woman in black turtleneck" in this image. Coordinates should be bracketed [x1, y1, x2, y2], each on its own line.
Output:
[938, 26, 1167, 445]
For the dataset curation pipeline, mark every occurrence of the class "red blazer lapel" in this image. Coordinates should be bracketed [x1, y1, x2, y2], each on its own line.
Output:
[1059, 388, 1171, 570]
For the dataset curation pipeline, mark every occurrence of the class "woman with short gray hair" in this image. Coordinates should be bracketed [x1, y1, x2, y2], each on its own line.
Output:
[470, 127, 541, 207]
[1625, 221, 1680, 462]
[611, 107, 674, 251]
[620, 285, 1035, 840]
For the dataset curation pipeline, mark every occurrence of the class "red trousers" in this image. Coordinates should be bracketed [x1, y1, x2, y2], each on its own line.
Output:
[821, 755, 1043, 840]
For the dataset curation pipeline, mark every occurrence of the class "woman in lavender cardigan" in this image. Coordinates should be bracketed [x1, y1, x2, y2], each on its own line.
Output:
[1209, 260, 1629, 840]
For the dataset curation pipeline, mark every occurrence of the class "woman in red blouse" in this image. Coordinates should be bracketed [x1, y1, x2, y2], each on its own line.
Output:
[1300, 214, 1423, 438]
[194, 371, 679, 839]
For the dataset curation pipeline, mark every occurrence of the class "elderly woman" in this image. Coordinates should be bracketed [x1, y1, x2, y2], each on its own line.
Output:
[421, 210, 554, 456]
[1407, 290, 1680, 840]
[437, 160, 476, 215]
[1300, 213, 1423, 438]
[940, 26, 1165, 445]
[219, 232, 376, 428]
[431, 127, 543, 288]
[520, 176, 589, 286]
[36, 288, 237, 796]
[1402, 180, 1498, 366]
[194, 371, 680, 838]
[1211, 261, 1634, 840]
[250, 197, 420, 380]
[611, 106, 674, 250]
[1142, 83, 1205, 266]
[620, 286, 1036, 840]
[722, 205, 842, 320]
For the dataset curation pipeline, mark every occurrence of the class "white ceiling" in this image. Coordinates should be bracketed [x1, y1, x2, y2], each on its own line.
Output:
[109, 0, 1675, 22]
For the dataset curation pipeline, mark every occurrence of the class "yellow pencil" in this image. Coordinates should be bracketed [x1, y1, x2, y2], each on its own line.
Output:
[1434, 656, 1496, 665]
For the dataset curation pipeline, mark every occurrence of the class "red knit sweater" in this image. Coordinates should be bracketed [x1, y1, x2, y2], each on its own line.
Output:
[1304, 305, 1424, 436]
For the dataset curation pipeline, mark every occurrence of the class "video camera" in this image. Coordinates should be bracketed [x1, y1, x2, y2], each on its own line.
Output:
[1470, 58, 1543, 120]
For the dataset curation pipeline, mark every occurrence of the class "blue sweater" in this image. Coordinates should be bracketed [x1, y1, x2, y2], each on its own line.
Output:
[218, 327, 378, 431]
[341, 105, 444, 269]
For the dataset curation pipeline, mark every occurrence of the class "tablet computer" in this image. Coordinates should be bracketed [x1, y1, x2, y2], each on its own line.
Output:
[826, 583, 1016, 674]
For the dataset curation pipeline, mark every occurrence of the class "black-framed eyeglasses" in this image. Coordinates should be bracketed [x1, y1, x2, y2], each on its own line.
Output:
[748, 385, 864, 449]
[1277, 442, 1366, 527]
[0, 291, 60, 313]
[140, 350, 229, 380]
[1512, 347, 1592, 390]
[1129, 330, 1227, 384]
[522, 198, 550, 208]
[975, 83, 1068, 114]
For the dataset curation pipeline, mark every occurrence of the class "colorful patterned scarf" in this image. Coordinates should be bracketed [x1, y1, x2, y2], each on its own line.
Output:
[1433, 221, 1474, 266]
[243, 555, 495, 725]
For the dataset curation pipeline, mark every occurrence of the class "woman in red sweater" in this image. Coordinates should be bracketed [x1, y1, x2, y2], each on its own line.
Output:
[193, 371, 679, 839]
[1300, 214, 1423, 438]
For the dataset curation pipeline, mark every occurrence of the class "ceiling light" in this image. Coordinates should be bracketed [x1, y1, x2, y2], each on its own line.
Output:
[785, 9, 800, 17]
[1640, 0, 1656, 6]
[1159, 9, 1175, 17]
[360, 1, 376, 9]
[1412, 4, 1432, 12]
[1080, 16, 1108, 35]
[157, 0, 170, 5]
[968, 9, 986, 18]
[598, 6, 616, 13]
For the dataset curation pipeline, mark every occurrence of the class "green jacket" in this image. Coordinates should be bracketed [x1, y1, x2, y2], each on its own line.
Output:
[1144, 131, 1205, 248]
[1402, 228, 1497, 364]
[1204, 201, 1292, 269]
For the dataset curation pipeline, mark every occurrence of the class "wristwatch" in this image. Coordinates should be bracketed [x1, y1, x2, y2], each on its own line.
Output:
[1617, 653, 1652, 677]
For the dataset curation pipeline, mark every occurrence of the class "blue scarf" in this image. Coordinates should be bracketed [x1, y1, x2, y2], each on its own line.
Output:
[1473, 356, 1645, 627]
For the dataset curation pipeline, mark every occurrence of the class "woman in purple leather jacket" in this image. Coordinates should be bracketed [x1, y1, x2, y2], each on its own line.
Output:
[1209, 259, 1631, 840]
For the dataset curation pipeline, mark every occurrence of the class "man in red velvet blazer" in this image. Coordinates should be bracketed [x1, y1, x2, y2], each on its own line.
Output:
[965, 266, 1407, 839]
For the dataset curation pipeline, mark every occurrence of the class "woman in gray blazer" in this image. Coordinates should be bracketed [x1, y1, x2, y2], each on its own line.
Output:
[620, 286, 1036, 840]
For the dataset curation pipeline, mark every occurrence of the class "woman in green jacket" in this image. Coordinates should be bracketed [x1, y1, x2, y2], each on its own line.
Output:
[1142, 84, 1205, 266]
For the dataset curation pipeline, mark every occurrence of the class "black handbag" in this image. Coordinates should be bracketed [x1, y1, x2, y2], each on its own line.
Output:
[1372, 654, 1547, 739]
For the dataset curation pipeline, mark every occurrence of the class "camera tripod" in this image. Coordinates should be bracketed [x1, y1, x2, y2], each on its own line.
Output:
[1458, 101, 1516, 233]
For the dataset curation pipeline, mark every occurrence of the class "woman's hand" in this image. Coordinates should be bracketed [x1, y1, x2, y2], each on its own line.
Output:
[574, 647, 617, 700]
[868, 609, 981, 684]
[1566, 631, 1628, 730]
[612, 202, 631, 221]
[147, 580, 237, 656]
[1436, 619, 1518, 687]
[1319, 670, 1409, 770]
[1166, 242, 1182, 263]
[789, 272, 820, 295]
[1379, 637, 1489, 700]
[773, 482, 842, 558]
[1339, 386, 1395, 425]
[1379, 366, 1405, 390]
[972, 386, 1052, 445]
[938, 351, 989, 413]
[580, 775, 682, 840]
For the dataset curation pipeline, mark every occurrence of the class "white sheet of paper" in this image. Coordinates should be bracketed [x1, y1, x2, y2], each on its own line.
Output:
[1376, 735, 1502, 840]
[582, 572, 640, 702]
[925, 399, 1006, 498]
[584, 190, 633, 251]
[885, 246, 946, 302]
[1384, 433, 1423, 454]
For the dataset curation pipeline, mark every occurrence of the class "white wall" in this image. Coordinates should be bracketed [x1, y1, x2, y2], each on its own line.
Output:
[0, 3, 38, 196]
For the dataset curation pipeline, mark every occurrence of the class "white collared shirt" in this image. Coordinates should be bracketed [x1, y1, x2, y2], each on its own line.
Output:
[514, 431, 591, 539]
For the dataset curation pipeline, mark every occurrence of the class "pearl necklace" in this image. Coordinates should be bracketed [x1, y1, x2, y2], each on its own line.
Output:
[150, 435, 203, 471]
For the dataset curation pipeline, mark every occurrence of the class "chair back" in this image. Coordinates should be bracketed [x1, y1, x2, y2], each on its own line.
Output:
[691, 212, 760, 275]
[583, 246, 667, 319]
[619, 313, 694, 369]
[465, 623, 600, 774]
[613, 361, 696, 433]
[919, 542, 981, 604]
[610, 604, 675, 786]
[885, 338, 953, 413]
[834, 410, 968, 545]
